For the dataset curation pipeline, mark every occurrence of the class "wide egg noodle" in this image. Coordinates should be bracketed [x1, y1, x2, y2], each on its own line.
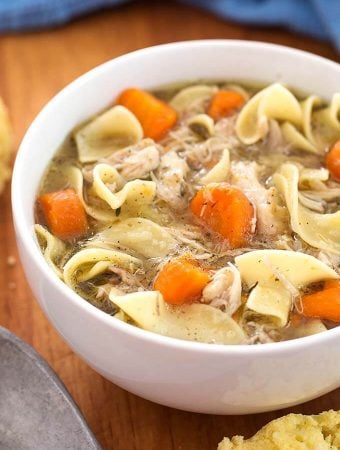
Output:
[297, 167, 330, 211]
[199, 148, 230, 185]
[74, 105, 143, 163]
[298, 167, 329, 190]
[188, 113, 215, 138]
[92, 163, 156, 213]
[235, 249, 338, 326]
[65, 166, 118, 222]
[109, 290, 246, 344]
[301, 95, 323, 144]
[35, 224, 66, 278]
[281, 93, 340, 152]
[246, 284, 291, 327]
[274, 163, 340, 254]
[312, 92, 340, 145]
[169, 85, 218, 112]
[87, 217, 177, 258]
[281, 122, 319, 153]
[63, 248, 142, 296]
[235, 249, 338, 287]
[236, 83, 302, 145]
[281, 95, 322, 153]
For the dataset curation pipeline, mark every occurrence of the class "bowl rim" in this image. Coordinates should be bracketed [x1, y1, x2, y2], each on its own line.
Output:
[12, 39, 340, 355]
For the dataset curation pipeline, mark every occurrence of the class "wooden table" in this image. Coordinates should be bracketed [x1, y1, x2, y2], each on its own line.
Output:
[0, 1, 339, 449]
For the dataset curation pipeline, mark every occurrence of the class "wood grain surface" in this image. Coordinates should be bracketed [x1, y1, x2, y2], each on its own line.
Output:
[0, 1, 339, 449]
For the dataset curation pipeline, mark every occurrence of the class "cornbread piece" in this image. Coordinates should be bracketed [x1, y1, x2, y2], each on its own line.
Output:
[0, 97, 11, 193]
[218, 410, 340, 450]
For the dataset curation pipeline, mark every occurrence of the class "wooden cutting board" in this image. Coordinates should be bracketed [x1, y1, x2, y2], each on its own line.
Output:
[0, 1, 339, 448]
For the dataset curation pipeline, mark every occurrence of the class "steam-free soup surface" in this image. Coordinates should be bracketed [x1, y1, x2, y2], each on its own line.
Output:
[35, 81, 340, 345]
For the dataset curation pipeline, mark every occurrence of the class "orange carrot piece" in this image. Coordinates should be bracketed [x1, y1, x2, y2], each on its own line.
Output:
[325, 140, 340, 181]
[116, 88, 177, 141]
[38, 188, 88, 240]
[207, 90, 245, 120]
[301, 287, 340, 322]
[324, 279, 340, 289]
[190, 186, 255, 248]
[154, 257, 210, 305]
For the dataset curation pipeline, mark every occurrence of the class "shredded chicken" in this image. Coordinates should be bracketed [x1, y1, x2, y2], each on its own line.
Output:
[164, 224, 212, 258]
[318, 251, 340, 270]
[245, 321, 277, 344]
[231, 161, 286, 236]
[100, 139, 160, 180]
[183, 142, 214, 170]
[155, 151, 190, 210]
[82, 139, 158, 183]
[274, 234, 295, 251]
[95, 266, 146, 295]
[96, 283, 116, 300]
[103, 138, 155, 163]
[95, 271, 143, 299]
[202, 265, 241, 315]
[114, 146, 160, 180]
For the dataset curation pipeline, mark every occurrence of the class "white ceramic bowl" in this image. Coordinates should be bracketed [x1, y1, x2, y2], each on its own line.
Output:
[12, 40, 340, 414]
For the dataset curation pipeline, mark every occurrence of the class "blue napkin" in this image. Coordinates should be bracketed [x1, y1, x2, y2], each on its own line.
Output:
[0, 0, 129, 30]
[0, 0, 339, 51]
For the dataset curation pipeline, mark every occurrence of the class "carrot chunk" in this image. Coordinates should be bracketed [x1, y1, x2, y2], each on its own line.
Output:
[325, 140, 340, 181]
[324, 279, 340, 289]
[154, 257, 210, 305]
[190, 186, 255, 248]
[38, 188, 88, 240]
[117, 88, 177, 141]
[301, 286, 340, 322]
[207, 90, 245, 120]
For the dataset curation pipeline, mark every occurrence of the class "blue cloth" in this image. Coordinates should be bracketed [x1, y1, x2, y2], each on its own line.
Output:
[0, 0, 129, 30]
[184, 0, 340, 48]
[0, 0, 339, 50]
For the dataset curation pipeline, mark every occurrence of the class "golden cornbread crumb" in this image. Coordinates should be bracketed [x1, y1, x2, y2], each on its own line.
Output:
[218, 410, 340, 450]
[0, 97, 11, 194]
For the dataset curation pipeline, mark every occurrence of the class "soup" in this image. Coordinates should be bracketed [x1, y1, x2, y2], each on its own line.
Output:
[35, 81, 340, 345]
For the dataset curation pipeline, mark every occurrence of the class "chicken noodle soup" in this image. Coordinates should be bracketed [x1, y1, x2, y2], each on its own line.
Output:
[35, 81, 340, 345]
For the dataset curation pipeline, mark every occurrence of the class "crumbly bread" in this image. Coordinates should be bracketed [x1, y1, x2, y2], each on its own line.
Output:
[0, 97, 11, 193]
[218, 410, 340, 450]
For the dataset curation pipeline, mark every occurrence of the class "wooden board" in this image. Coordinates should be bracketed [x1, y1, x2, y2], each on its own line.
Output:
[0, 1, 339, 448]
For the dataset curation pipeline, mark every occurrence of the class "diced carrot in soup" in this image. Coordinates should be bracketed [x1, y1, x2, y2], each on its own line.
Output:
[190, 186, 255, 248]
[325, 140, 340, 181]
[207, 90, 245, 120]
[324, 279, 340, 289]
[38, 188, 88, 240]
[154, 257, 210, 305]
[301, 286, 340, 322]
[117, 88, 177, 141]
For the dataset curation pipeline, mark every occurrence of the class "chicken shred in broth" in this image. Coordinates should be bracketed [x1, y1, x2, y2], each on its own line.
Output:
[35, 81, 340, 345]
